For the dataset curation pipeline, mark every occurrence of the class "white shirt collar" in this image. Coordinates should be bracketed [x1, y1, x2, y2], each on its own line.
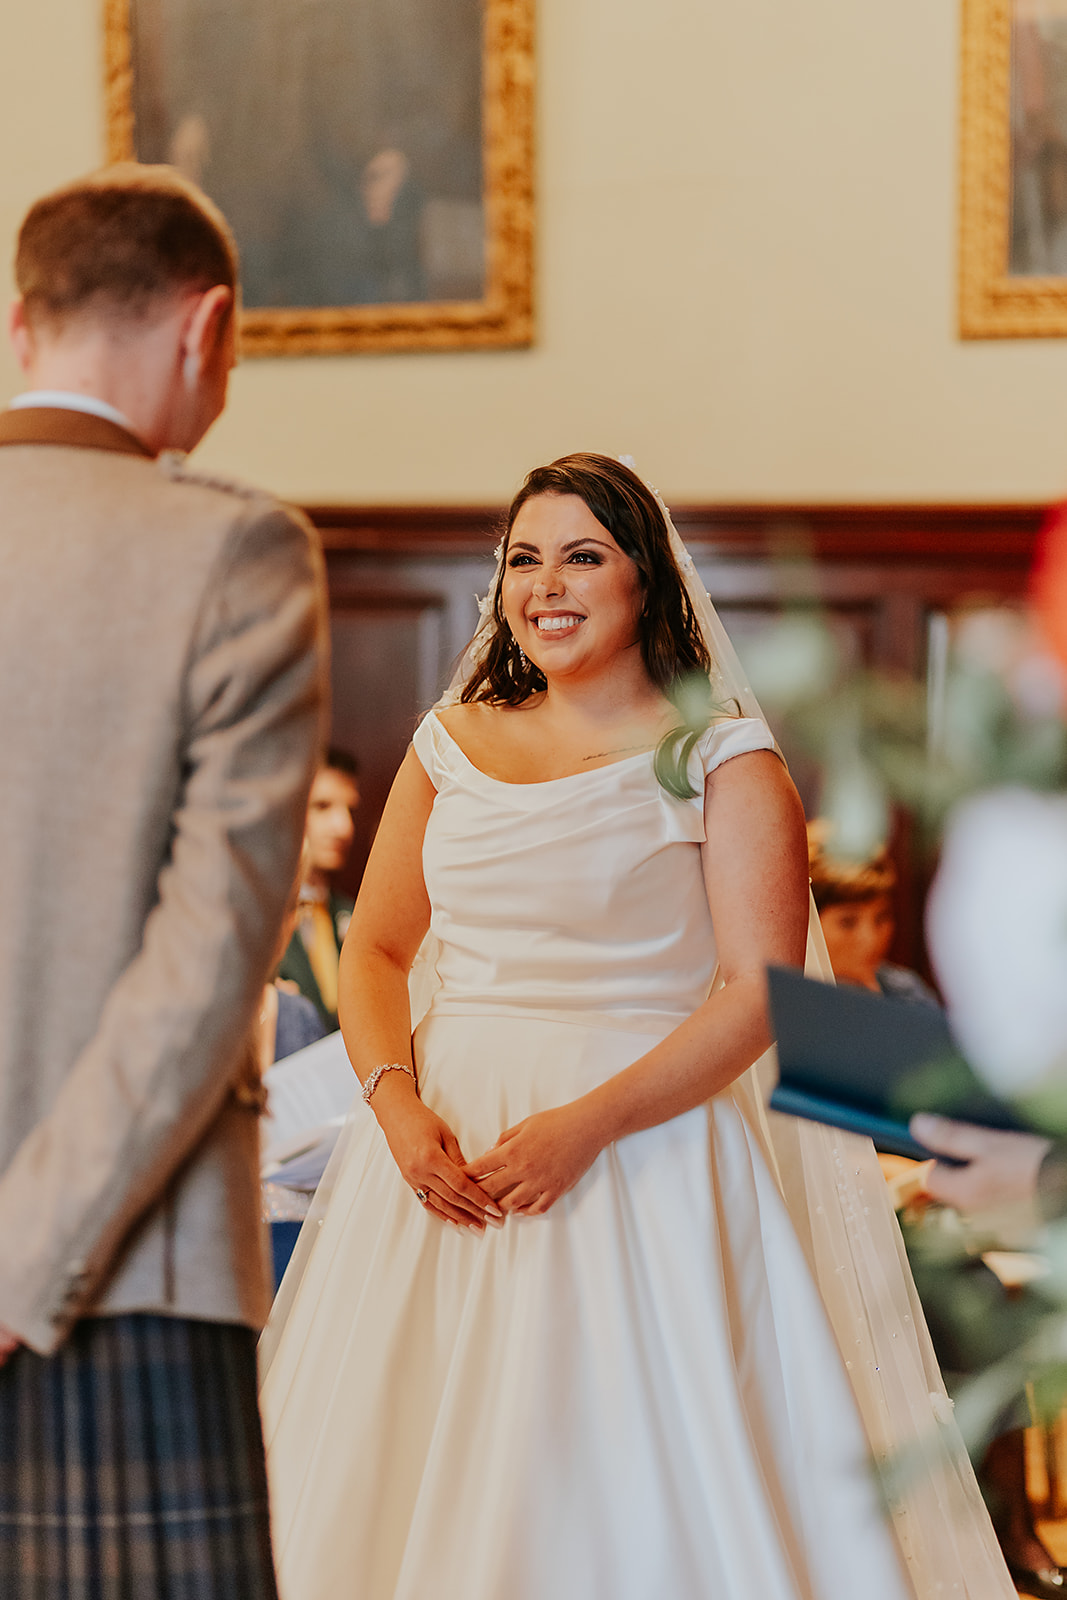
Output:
[10, 390, 136, 434]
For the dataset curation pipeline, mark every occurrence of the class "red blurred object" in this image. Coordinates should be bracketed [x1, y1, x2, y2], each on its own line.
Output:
[1032, 503, 1067, 672]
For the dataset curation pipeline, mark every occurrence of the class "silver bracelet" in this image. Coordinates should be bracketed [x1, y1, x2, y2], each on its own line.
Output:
[361, 1062, 417, 1103]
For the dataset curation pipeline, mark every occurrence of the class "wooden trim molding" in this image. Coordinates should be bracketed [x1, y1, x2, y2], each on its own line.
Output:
[309, 505, 503, 556]
[103, 0, 535, 356]
[306, 502, 1046, 565]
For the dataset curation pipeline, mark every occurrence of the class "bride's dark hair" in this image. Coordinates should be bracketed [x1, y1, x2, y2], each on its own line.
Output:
[460, 452, 719, 799]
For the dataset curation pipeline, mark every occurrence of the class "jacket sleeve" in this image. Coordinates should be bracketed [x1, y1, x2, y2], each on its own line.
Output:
[0, 499, 330, 1353]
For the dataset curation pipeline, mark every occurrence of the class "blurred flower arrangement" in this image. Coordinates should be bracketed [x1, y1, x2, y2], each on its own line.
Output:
[742, 513, 1067, 1456]
[747, 602, 1067, 861]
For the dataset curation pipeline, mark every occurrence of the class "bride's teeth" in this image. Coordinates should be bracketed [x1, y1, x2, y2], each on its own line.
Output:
[537, 615, 581, 631]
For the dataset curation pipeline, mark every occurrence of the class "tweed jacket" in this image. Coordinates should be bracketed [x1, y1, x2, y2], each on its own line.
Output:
[0, 407, 329, 1355]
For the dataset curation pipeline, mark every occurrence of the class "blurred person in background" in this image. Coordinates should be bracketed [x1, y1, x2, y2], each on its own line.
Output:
[277, 747, 360, 1030]
[258, 844, 327, 1075]
[808, 822, 938, 1006]
[258, 844, 329, 1295]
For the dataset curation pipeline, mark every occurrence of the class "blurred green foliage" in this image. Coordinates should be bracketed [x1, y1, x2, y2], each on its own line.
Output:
[748, 600, 1067, 864]
[746, 595, 1067, 1458]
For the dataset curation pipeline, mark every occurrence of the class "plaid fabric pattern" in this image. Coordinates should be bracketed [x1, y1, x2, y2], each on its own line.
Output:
[0, 1314, 278, 1599]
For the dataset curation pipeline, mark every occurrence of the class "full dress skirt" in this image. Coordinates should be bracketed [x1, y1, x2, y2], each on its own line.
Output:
[260, 714, 1012, 1600]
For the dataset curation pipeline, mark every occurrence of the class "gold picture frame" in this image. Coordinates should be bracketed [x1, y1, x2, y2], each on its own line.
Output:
[104, 0, 534, 355]
[960, 0, 1067, 337]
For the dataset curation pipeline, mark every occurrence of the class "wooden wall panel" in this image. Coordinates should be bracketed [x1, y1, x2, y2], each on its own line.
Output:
[328, 599, 444, 905]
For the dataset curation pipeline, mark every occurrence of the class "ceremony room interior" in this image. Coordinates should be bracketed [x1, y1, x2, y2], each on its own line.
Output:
[6, 1, 1067, 1597]
[2, 0, 1066, 912]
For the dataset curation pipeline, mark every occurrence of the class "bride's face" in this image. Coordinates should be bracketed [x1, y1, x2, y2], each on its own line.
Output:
[501, 493, 645, 682]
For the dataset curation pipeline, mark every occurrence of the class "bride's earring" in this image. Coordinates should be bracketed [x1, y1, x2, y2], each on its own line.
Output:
[518, 647, 528, 669]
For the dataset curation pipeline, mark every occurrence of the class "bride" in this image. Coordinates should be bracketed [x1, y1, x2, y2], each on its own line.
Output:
[260, 454, 1013, 1600]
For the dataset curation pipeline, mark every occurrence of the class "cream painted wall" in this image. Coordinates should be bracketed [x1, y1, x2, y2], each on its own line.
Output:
[3, 0, 1067, 504]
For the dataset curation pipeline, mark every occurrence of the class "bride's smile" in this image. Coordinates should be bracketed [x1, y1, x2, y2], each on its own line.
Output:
[532, 611, 583, 635]
[502, 491, 643, 676]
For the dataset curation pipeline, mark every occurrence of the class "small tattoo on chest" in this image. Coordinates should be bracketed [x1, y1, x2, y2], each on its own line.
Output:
[581, 744, 650, 761]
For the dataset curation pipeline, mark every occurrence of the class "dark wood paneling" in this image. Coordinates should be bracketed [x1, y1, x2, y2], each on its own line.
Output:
[309, 505, 503, 555]
[327, 597, 447, 905]
[308, 502, 1048, 968]
[308, 501, 1045, 563]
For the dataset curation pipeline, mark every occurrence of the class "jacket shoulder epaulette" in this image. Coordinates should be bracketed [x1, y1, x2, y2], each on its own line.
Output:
[155, 450, 269, 506]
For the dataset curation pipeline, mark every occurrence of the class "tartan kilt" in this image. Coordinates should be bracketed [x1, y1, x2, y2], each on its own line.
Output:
[0, 1313, 278, 1600]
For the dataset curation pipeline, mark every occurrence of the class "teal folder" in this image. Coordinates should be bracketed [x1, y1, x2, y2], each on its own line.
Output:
[766, 966, 1025, 1163]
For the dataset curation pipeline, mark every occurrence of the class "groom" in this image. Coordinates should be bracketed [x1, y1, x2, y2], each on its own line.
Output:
[0, 166, 328, 1594]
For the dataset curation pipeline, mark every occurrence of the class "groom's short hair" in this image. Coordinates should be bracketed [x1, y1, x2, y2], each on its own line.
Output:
[15, 163, 238, 328]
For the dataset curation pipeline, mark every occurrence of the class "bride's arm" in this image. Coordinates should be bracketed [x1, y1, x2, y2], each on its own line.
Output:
[338, 748, 502, 1230]
[466, 749, 808, 1214]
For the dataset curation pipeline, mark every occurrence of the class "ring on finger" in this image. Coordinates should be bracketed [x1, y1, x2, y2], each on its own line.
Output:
[415, 1187, 430, 1204]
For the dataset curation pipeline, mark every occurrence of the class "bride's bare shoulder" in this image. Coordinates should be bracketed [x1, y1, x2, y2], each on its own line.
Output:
[435, 702, 504, 739]
[435, 700, 521, 755]
[436, 700, 541, 772]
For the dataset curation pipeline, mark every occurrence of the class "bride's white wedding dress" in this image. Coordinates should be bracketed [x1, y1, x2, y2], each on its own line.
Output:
[260, 711, 1012, 1600]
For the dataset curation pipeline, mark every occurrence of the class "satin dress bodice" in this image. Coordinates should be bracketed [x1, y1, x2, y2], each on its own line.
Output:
[417, 710, 773, 1031]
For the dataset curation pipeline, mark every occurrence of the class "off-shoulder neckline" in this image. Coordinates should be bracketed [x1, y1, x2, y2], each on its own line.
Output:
[428, 710, 661, 789]
[425, 710, 762, 791]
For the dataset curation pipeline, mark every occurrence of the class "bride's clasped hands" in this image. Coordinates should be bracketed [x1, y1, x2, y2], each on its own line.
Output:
[366, 1071, 504, 1230]
[372, 1063, 606, 1225]
[465, 1100, 607, 1216]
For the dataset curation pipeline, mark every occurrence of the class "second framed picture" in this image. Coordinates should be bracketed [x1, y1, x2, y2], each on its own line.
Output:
[961, 0, 1067, 337]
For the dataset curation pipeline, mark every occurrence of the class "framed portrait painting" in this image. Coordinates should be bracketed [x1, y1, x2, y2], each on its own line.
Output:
[961, 0, 1067, 336]
[104, 0, 534, 354]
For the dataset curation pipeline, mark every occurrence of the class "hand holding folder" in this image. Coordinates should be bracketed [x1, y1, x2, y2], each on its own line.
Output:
[766, 966, 1027, 1164]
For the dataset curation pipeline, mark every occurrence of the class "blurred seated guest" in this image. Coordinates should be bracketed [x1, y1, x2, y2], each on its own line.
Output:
[268, 980, 324, 1065]
[808, 822, 938, 1005]
[277, 747, 360, 1030]
[258, 846, 326, 1074]
[260, 847, 328, 1290]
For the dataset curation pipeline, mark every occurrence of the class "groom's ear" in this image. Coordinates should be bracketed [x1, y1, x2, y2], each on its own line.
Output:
[8, 298, 36, 373]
